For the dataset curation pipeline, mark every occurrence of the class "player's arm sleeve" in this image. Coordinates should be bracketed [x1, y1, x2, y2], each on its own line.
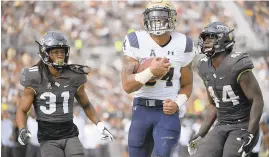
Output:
[20, 69, 37, 94]
[234, 53, 254, 83]
[123, 33, 138, 60]
[182, 36, 196, 67]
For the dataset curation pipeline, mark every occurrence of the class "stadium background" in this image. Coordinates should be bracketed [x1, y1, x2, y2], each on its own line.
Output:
[1, 1, 268, 157]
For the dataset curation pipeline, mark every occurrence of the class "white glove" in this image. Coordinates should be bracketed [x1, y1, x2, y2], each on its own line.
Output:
[188, 136, 202, 155]
[97, 122, 114, 142]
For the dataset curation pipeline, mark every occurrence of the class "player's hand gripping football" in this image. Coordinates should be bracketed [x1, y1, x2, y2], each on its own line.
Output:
[149, 57, 171, 78]
[188, 134, 202, 155]
[163, 99, 178, 115]
[97, 122, 114, 142]
[237, 132, 254, 157]
[18, 128, 32, 145]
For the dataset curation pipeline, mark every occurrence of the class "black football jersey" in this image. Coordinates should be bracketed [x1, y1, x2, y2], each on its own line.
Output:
[20, 66, 87, 123]
[20, 66, 87, 142]
[197, 52, 254, 124]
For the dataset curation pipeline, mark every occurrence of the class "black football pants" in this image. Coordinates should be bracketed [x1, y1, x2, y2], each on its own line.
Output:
[191, 122, 259, 157]
[40, 136, 84, 157]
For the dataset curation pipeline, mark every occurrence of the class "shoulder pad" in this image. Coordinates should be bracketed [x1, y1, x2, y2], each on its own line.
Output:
[184, 36, 193, 53]
[20, 66, 41, 88]
[67, 68, 87, 88]
[127, 32, 139, 49]
[123, 32, 139, 60]
[181, 35, 195, 66]
[196, 56, 207, 68]
[232, 52, 254, 78]
[196, 56, 209, 77]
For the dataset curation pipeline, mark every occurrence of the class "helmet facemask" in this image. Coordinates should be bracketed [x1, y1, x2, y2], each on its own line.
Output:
[198, 29, 235, 58]
[143, 7, 177, 36]
[46, 47, 70, 68]
[36, 31, 70, 70]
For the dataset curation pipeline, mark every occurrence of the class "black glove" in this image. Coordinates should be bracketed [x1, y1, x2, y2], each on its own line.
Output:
[18, 128, 32, 145]
[237, 132, 254, 157]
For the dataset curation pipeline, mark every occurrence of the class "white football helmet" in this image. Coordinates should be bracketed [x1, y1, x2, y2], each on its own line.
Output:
[143, 0, 177, 36]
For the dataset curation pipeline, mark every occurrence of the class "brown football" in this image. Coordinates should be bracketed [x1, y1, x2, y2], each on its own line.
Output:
[136, 57, 169, 82]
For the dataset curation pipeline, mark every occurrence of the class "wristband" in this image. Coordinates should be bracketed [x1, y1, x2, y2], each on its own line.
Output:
[135, 68, 154, 84]
[175, 94, 188, 109]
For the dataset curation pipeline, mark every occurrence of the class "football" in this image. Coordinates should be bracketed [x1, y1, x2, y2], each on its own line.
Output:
[136, 57, 169, 82]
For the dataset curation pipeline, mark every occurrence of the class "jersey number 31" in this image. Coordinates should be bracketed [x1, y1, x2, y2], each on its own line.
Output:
[40, 91, 70, 114]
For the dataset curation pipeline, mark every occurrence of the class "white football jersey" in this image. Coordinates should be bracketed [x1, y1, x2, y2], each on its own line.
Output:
[123, 30, 195, 100]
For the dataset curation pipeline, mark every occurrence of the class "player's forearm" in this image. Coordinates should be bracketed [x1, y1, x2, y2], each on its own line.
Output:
[122, 74, 144, 93]
[81, 103, 100, 125]
[179, 83, 192, 98]
[248, 98, 263, 134]
[179, 63, 193, 98]
[263, 134, 269, 149]
[197, 105, 217, 137]
[121, 55, 143, 93]
[16, 109, 28, 129]
[16, 88, 34, 129]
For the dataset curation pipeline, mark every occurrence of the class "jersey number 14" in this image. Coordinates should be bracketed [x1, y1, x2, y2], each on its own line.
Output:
[40, 91, 70, 114]
[208, 85, 239, 107]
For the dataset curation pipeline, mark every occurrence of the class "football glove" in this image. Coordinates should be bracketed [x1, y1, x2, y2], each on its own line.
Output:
[188, 135, 202, 155]
[97, 122, 114, 142]
[18, 128, 32, 145]
[237, 132, 254, 157]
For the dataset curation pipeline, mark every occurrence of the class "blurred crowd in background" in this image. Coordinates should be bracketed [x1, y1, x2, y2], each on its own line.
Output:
[1, 1, 238, 49]
[1, 1, 269, 157]
[237, 1, 269, 43]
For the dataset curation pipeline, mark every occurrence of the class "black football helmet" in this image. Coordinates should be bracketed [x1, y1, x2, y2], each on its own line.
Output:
[198, 22, 235, 57]
[35, 31, 70, 69]
[143, 1, 177, 36]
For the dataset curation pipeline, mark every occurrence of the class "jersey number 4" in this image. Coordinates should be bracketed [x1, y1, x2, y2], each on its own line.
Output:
[208, 85, 239, 107]
[146, 67, 174, 86]
[40, 91, 70, 114]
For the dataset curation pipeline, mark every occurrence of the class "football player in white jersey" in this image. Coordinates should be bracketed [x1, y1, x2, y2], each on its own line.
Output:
[121, 1, 195, 157]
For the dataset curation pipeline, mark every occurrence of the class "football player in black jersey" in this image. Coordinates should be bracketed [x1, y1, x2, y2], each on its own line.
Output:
[16, 31, 114, 157]
[188, 22, 264, 157]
